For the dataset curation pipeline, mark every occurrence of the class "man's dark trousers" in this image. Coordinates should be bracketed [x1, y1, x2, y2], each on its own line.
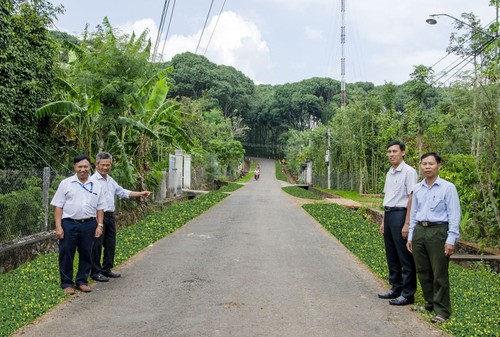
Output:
[91, 212, 116, 275]
[383, 209, 417, 298]
[59, 219, 96, 288]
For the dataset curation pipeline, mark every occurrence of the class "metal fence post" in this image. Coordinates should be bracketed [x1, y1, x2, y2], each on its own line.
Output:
[42, 167, 50, 232]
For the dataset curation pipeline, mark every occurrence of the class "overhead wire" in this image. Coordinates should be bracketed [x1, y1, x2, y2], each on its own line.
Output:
[195, 0, 215, 55]
[152, 0, 171, 61]
[203, 0, 227, 56]
[428, 18, 497, 85]
[159, 0, 177, 61]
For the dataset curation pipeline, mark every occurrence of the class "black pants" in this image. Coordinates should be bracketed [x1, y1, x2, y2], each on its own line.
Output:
[59, 219, 96, 288]
[383, 209, 417, 297]
[91, 212, 116, 275]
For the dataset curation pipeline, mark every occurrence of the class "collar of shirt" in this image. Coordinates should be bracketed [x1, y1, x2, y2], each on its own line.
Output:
[93, 171, 108, 181]
[389, 161, 405, 175]
[421, 175, 442, 189]
[70, 174, 92, 186]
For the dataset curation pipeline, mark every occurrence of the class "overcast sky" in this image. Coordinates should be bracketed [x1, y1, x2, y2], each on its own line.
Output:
[49, 0, 496, 86]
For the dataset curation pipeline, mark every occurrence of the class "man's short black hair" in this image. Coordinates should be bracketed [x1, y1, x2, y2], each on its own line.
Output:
[387, 140, 405, 151]
[421, 152, 442, 164]
[73, 154, 91, 165]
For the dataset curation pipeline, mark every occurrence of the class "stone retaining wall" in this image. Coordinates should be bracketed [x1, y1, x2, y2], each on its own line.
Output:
[0, 232, 58, 274]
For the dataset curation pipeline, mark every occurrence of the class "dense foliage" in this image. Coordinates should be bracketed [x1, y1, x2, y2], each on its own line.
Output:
[303, 202, 500, 337]
[0, 0, 61, 168]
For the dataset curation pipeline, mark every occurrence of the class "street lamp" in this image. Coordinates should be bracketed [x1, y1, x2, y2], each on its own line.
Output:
[426, 13, 497, 39]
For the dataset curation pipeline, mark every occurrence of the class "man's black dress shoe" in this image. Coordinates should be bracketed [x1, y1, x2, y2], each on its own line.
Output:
[389, 296, 415, 305]
[378, 290, 400, 299]
[91, 273, 109, 282]
[102, 271, 121, 278]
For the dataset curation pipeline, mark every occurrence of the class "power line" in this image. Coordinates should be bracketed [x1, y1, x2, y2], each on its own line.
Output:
[195, 0, 215, 55]
[203, 0, 227, 56]
[160, 0, 178, 61]
[152, 0, 171, 61]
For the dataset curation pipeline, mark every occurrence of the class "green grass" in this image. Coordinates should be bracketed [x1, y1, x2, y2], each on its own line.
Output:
[275, 160, 288, 182]
[218, 182, 244, 193]
[315, 187, 383, 209]
[282, 186, 324, 200]
[303, 203, 500, 337]
[0, 191, 230, 337]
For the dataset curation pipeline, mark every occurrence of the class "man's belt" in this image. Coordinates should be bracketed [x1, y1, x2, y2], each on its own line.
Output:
[384, 206, 407, 212]
[63, 217, 96, 223]
[417, 221, 448, 227]
[104, 211, 114, 215]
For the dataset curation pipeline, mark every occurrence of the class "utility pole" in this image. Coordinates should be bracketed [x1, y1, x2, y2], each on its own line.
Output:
[327, 128, 331, 189]
[340, 0, 346, 109]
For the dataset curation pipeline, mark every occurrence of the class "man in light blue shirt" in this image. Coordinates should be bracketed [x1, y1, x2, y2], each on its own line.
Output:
[90, 152, 151, 282]
[407, 152, 461, 324]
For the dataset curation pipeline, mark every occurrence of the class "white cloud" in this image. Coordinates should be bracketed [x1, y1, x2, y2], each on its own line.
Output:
[155, 11, 272, 83]
[115, 18, 158, 43]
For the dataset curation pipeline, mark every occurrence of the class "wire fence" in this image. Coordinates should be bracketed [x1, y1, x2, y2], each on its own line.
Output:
[0, 168, 67, 246]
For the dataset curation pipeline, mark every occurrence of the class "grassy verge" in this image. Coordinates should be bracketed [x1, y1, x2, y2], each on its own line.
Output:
[282, 186, 324, 200]
[303, 202, 500, 337]
[236, 161, 257, 183]
[315, 187, 383, 209]
[0, 191, 231, 337]
[275, 160, 288, 182]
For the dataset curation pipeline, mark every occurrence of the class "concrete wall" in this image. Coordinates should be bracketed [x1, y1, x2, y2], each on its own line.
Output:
[0, 232, 57, 274]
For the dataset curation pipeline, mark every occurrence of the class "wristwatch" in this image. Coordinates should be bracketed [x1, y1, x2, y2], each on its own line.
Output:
[98, 223, 104, 228]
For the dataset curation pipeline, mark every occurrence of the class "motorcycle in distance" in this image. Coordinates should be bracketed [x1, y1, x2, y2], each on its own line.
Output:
[254, 167, 260, 180]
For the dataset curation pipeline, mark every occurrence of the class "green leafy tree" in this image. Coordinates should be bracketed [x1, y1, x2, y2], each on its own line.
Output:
[0, 0, 61, 168]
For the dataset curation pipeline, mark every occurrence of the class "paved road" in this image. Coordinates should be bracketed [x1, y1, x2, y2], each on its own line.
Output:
[15, 159, 445, 337]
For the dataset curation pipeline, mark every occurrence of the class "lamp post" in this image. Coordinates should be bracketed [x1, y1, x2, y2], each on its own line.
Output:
[426, 13, 497, 39]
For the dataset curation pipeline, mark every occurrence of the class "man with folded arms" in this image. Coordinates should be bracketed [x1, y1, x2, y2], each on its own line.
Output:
[378, 141, 418, 305]
[51, 154, 105, 294]
[90, 151, 151, 282]
[407, 152, 461, 324]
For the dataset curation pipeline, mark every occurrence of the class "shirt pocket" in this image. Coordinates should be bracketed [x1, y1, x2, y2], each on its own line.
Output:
[430, 198, 445, 212]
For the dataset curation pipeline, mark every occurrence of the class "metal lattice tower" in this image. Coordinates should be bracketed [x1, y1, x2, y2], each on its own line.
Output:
[340, 0, 346, 108]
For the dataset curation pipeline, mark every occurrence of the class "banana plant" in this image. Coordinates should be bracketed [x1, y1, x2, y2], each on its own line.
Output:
[118, 68, 193, 191]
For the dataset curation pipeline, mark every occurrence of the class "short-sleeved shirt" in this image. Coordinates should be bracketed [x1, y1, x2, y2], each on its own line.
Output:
[408, 176, 461, 244]
[51, 174, 105, 219]
[383, 161, 418, 208]
[92, 172, 131, 212]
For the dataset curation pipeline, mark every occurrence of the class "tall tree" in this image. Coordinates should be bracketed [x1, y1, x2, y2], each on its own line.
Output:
[0, 0, 61, 168]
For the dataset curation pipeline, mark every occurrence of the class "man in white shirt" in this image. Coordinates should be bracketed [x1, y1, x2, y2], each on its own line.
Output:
[51, 154, 105, 295]
[378, 141, 418, 306]
[90, 152, 151, 282]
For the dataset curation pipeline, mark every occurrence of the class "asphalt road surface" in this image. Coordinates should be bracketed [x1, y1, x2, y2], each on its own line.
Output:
[15, 159, 445, 337]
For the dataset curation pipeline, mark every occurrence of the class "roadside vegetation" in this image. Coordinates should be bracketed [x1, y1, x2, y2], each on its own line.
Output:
[314, 187, 383, 209]
[304, 203, 500, 337]
[282, 186, 324, 200]
[275, 161, 289, 182]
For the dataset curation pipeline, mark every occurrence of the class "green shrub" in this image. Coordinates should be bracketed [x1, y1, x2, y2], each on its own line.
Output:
[0, 178, 44, 242]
